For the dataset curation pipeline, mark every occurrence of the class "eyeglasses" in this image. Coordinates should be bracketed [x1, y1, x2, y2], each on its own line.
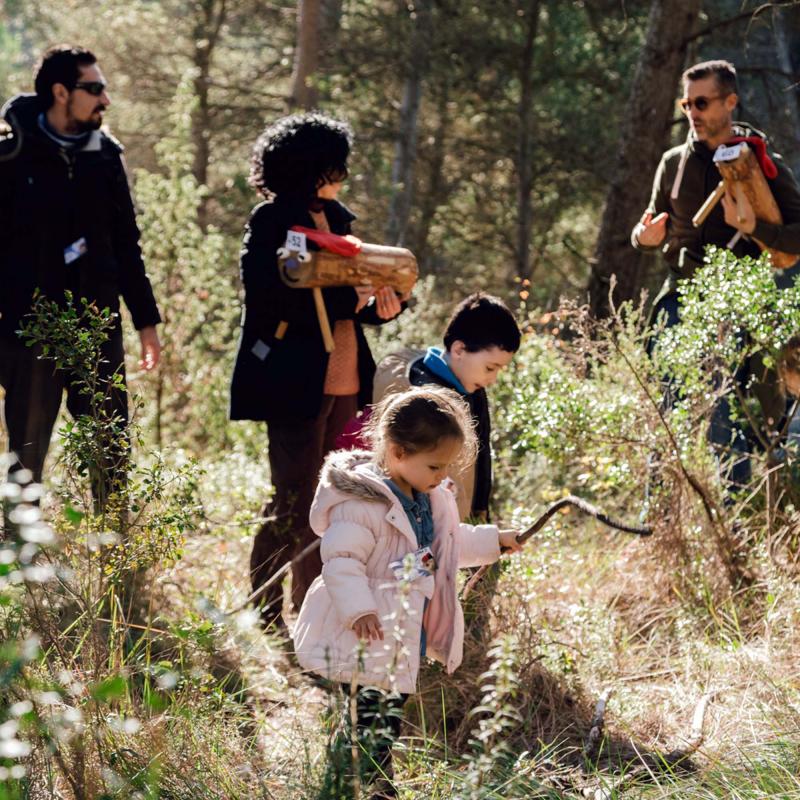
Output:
[73, 81, 107, 97]
[679, 94, 726, 113]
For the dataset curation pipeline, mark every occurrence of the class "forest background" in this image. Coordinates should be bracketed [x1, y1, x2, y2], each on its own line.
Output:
[2, 1, 800, 798]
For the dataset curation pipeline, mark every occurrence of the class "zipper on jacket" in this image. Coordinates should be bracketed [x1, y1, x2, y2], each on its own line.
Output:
[58, 148, 74, 180]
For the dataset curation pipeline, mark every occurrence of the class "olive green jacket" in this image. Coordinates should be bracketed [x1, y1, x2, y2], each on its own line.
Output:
[633, 124, 800, 301]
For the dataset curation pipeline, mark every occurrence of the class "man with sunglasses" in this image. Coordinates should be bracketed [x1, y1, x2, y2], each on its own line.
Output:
[633, 59, 800, 275]
[0, 45, 162, 500]
[633, 59, 800, 495]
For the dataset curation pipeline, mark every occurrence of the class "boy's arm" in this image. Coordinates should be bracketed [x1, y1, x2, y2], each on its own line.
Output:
[320, 503, 379, 628]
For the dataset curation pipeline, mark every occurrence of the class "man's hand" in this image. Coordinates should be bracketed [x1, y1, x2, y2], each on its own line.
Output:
[353, 613, 384, 642]
[722, 191, 755, 235]
[138, 326, 161, 371]
[499, 529, 523, 554]
[634, 211, 669, 248]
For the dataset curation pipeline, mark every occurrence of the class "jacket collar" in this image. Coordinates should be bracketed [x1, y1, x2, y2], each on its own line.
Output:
[687, 121, 767, 159]
[1, 93, 104, 155]
[312, 449, 434, 547]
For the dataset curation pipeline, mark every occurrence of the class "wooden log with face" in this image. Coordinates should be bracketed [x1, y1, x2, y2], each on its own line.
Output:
[278, 242, 418, 294]
[709, 143, 797, 269]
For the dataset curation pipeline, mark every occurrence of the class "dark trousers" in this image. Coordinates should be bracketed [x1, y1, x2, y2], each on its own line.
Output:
[649, 293, 752, 493]
[320, 686, 407, 799]
[0, 335, 129, 503]
[250, 393, 357, 621]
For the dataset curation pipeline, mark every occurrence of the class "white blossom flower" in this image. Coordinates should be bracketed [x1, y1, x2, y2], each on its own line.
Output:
[9, 701, 32, 717]
[0, 720, 19, 740]
[0, 739, 31, 758]
[9, 505, 40, 525]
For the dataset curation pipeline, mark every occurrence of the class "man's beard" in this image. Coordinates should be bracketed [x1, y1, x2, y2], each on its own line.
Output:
[65, 100, 104, 134]
[68, 114, 103, 134]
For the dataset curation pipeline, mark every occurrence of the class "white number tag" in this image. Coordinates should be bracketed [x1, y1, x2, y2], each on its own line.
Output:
[284, 230, 308, 255]
[714, 143, 745, 163]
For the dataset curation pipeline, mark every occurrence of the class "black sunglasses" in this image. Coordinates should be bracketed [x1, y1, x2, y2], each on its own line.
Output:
[73, 81, 107, 97]
[679, 94, 726, 113]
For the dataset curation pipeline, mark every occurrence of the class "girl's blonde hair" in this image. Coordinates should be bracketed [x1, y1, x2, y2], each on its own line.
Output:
[365, 386, 478, 470]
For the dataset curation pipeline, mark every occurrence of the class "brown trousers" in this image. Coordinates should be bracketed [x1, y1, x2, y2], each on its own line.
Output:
[250, 394, 358, 623]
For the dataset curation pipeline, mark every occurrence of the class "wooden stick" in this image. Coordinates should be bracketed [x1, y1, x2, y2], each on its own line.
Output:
[275, 320, 288, 340]
[584, 688, 613, 763]
[734, 181, 747, 224]
[665, 691, 717, 762]
[312, 287, 335, 353]
[692, 180, 726, 228]
[461, 495, 652, 599]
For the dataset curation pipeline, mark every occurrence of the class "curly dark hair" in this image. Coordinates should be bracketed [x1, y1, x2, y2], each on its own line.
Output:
[249, 112, 353, 204]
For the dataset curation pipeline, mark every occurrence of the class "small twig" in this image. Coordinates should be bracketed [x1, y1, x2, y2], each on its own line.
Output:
[584, 688, 612, 764]
[665, 690, 718, 762]
[200, 515, 276, 529]
[611, 331, 722, 527]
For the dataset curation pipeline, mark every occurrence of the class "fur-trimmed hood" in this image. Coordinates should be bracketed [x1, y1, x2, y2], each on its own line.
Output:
[310, 448, 419, 544]
[316, 449, 392, 505]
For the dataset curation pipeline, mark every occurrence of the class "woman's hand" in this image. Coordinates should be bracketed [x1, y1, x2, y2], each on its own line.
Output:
[499, 529, 523, 553]
[353, 613, 384, 641]
[355, 286, 403, 320]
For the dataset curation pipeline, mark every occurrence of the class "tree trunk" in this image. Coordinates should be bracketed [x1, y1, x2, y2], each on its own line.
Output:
[191, 0, 226, 226]
[289, 0, 321, 110]
[773, 7, 800, 175]
[514, 0, 541, 285]
[587, 0, 702, 318]
[414, 82, 451, 265]
[385, 0, 431, 247]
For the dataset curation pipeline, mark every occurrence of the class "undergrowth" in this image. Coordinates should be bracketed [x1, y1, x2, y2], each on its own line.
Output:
[4, 251, 800, 798]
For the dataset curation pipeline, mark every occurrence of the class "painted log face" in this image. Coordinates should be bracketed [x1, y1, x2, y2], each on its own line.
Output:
[279, 243, 418, 293]
[715, 145, 797, 269]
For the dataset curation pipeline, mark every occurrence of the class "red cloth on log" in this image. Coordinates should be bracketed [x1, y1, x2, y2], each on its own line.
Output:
[725, 137, 778, 179]
[291, 225, 363, 256]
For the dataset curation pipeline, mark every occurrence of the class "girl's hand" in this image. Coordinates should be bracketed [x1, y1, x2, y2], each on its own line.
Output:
[634, 211, 669, 247]
[499, 529, 523, 553]
[353, 613, 384, 641]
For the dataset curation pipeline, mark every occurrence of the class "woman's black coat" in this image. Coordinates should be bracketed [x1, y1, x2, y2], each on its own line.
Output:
[230, 197, 395, 423]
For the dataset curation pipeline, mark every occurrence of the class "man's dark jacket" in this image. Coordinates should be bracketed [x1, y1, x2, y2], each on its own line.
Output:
[229, 197, 399, 423]
[634, 123, 800, 301]
[0, 94, 161, 341]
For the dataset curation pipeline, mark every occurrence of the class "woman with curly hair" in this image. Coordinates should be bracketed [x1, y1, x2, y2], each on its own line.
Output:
[230, 112, 406, 626]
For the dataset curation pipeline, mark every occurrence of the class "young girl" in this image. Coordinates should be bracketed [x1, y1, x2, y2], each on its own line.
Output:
[229, 113, 406, 624]
[293, 386, 521, 797]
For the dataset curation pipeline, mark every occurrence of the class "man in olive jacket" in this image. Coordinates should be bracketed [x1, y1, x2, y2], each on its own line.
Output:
[633, 59, 800, 490]
[0, 45, 161, 494]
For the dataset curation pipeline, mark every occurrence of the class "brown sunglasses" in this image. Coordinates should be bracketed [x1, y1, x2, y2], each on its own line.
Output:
[679, 94, 727, 113]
